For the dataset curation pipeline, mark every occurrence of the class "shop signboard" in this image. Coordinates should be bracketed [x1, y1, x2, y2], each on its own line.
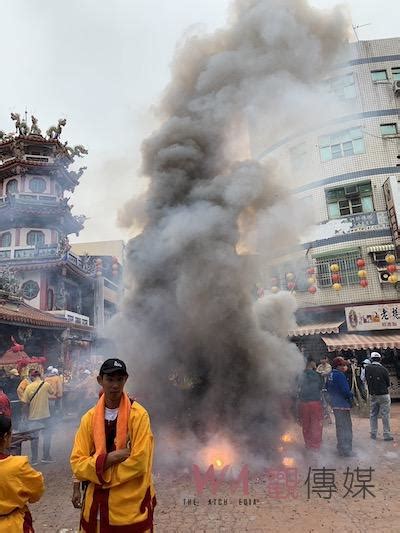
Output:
[345, 303, 400, 331]
[383, 176, 400, 256]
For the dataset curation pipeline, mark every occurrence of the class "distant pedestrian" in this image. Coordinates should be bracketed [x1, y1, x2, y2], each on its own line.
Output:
[316, 356, 332, 378]
[17, 369, 36, 401]
[316, 355, 333, 424]
[327, 357, 354, 457]
[21, 370, 55, 465]
[45, 368, 63, 416]
[365, 352, 393, 441]
[298, 358, 324, 450]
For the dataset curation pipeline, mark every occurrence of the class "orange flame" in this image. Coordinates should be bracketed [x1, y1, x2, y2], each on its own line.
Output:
[280, 433, 294, 444]
[282, 457, 295, 468]
[197, 437, 237, 470]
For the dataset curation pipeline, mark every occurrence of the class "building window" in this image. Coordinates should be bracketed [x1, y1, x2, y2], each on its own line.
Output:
[6, 179, 18, 195]
[380, 123, 398, 136]
[27, 230, 45, 246]
[326, 182, 373, 219]
[371, 70, 388, 81]
[329, 73, 356, 99]
[315, 250, 360, 287]
[22, 280, 40, 300]
[29, 178, 46, 194]
[319, 127, 364, 162]
[0, 232, 11, 247]
[392, 67, 400, 81]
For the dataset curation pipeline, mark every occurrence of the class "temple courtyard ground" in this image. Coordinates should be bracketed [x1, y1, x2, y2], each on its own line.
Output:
[28, 403, 400, 533]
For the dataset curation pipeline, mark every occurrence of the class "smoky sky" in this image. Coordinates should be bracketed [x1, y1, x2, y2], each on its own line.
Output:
[0, 1, 397, 243]
[110, 0, 351, 461]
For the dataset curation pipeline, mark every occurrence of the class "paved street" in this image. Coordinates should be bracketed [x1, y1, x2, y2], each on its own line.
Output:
[28, 404, 400, 533]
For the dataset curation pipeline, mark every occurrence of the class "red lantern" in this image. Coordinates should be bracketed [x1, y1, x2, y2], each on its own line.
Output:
[331, 273, 341, 283]
[387, 264, 397, 274]
[356, 258, 365, 268]
[308, 286, 317, 294]
[360, 279, 368, 288]
[287, 282, 296, 291]
[306, 267, 315, 276]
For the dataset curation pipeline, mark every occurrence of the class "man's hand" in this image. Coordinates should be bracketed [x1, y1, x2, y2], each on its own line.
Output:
[71, 483, 82, 508]
[105, 448, 130, 469]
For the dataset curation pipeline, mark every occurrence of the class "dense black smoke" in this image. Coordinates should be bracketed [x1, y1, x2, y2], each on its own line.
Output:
[112, 0, 350, 459]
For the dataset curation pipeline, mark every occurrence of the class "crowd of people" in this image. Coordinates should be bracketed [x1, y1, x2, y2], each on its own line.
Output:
[297, 351, 394, 456]
[0, 358, 156, 532]
[0, 350, 396, 531]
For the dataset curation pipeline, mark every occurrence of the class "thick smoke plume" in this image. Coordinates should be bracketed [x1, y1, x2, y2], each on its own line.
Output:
[112, 0, 350, 462]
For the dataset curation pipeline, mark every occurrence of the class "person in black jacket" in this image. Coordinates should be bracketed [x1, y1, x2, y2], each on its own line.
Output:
[365, 352, 393, 441]
[297, 358, 324, 450]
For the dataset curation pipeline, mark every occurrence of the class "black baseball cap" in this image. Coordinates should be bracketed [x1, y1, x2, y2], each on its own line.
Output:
[99, 358, 128, 376]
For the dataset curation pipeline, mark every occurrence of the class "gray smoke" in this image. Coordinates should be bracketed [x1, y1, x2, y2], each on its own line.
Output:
[112, 0, 350, 460]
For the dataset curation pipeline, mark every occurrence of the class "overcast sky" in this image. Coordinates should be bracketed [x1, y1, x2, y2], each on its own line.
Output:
[1, 0, 399, 243]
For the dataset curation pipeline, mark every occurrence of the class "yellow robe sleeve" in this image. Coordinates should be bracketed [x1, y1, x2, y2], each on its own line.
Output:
[18, 458, 45, 504]
[107, 410, 153, 488]
[70, 411, 109, 484]
[17, 379, 27, 401]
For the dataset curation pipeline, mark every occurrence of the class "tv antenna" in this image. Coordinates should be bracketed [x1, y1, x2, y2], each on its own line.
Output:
[352, 23, 371, 42]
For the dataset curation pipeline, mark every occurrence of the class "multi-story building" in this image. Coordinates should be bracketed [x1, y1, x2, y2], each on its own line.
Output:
[0, 114, 122, 370]
[253, 38, 400, 396]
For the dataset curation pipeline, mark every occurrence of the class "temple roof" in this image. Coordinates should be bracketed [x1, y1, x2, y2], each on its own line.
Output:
[0, 159, 80, 190]
[0, 198, 84, 234]
[0, 298, 92, 331]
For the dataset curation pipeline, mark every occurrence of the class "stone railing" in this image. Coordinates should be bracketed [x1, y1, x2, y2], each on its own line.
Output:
[0, 246, 95, 274]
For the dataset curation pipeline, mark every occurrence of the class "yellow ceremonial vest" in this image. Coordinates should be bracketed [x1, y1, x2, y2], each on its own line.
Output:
[0, 454, 44, 532]
[70, 401, 156, 532]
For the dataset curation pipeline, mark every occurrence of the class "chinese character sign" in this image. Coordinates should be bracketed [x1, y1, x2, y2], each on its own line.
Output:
[346, 304, 400, 331]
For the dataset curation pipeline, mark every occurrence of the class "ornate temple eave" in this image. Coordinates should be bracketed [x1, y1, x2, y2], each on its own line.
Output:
[0, 135, 71, 157]
[2, 258, 94, 282]
[0, 160, 80, 191]
[0, 298, 93, 331]
[0, 203, 84, 234]
[0, 158, 70, 175]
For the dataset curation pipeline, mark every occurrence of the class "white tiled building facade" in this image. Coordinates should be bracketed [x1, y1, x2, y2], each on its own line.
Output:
[256, 38, 400, 311]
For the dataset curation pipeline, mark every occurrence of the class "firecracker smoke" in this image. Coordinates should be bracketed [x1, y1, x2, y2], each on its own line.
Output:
[112, 0, 351, 463]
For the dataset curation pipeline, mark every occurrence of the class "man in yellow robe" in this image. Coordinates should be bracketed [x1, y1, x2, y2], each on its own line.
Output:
[70, 358, 156, 532]
[45, 367, 64, 415]
[0, 414, 44, 532]
[22, 370, 55, 465]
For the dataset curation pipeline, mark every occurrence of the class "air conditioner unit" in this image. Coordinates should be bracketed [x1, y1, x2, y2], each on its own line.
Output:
[378, 270, 391, 284]
[345, 185, 358, 196]
[394, 80, 400, 97]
